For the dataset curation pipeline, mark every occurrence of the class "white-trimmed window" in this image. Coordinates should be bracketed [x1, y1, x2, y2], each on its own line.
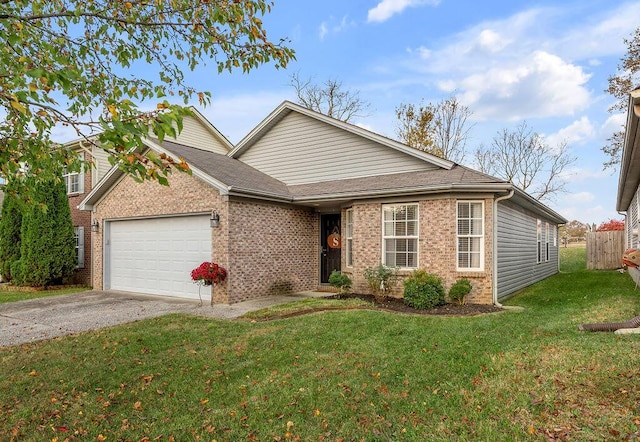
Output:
[537, 219, 543, 263]
[457, 201, 484, 271]
[545, 222, 551, 262]
[63, 153, 84, 195]
[383, 204, 418, 268]
[74, 226, 85, 268]
[345, 208, 353, 267]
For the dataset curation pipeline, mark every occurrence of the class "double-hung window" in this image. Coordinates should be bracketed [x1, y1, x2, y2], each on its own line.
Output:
[74, 227, 85, 269]
[383, 204, 418, 268]
[457, 201, 484, 271]
[345, 209, 354, 267]
[63, 153, 84, 195]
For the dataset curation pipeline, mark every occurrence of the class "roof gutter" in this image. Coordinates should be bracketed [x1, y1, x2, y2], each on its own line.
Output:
[493, 189, 515, 307]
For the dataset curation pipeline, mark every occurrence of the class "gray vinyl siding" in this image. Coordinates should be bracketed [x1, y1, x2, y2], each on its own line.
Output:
[238, 112, 436, 185]
[496, 200, 559, 300]
[626, 190, 640, 248]
[172, 115, 230, 154]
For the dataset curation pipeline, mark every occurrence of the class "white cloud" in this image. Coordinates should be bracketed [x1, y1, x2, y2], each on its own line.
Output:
[318, 15, 356, 40]
[545, 116, 596, 148]
[457, 51, 591, 120]
[367, 0, 440, 23]
[601, 113, 626, 135]
[564, 191, 596, 203]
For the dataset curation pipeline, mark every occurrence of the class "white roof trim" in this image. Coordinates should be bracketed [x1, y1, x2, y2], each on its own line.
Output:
[229, 101, 455, 170]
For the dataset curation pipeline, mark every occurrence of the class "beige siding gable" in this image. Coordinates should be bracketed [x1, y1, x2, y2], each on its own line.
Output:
[169, 114, 231, 154]
[91, 144, 112, 187]
[237, 111, 437, 185]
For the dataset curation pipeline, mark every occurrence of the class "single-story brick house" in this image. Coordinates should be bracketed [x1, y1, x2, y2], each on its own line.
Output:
[80, 101, 566, 305]
[618, 88, 640, 248]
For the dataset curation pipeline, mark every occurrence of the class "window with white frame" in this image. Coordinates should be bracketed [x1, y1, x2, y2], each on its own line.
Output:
[63, 153, 84, 195]
[537, 219, 543, 263]
[457, 201, 484, 270]
[383, 204, 418, 268]
[74, 227, 85, 268]
[545, 222, 551, 262]
[345, 208, 353, 267]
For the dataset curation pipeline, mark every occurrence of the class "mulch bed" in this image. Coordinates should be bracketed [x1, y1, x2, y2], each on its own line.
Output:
[251, 293, 504, 321]
[331, 293, 504, 316]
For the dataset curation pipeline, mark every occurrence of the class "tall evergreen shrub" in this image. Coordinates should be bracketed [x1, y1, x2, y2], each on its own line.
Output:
[0, 190, 23, 281]
[18, 180, 76, 286]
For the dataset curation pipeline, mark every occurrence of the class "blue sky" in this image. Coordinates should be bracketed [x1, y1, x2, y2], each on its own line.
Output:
[62, 0, 640, 225]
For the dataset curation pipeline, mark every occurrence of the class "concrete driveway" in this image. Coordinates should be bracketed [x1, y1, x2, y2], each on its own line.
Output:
[0, 290, 328, 348]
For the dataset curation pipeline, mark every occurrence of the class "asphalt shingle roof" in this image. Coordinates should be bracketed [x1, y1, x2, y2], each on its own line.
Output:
[159, 141, 509, 203]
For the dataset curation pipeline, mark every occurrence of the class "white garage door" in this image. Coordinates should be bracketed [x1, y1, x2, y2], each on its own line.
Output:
[107, 215, 212, 300]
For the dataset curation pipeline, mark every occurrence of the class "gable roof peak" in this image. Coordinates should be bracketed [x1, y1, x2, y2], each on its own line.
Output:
[230, 100, 454, 170]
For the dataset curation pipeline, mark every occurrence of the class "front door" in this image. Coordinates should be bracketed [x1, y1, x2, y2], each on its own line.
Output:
[320, 214, 342, 283]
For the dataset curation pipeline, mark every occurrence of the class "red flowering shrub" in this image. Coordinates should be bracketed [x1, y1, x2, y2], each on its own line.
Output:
[596, 219, 624, 232]
[191, 262, 227, 285]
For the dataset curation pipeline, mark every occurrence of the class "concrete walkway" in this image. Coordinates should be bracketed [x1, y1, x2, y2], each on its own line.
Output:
[0, 290, 331, 348]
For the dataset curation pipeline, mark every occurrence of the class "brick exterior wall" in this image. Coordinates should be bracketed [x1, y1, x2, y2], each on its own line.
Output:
[67, 151, 93, 285]
[342, 197, 495, 305]
[92, 171, 319, 304]
[226, 200, 319, 303]
[92, 171, 222, 296]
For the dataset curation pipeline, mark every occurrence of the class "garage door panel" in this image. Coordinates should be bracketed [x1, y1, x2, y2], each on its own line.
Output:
[108, 215, 212, 300]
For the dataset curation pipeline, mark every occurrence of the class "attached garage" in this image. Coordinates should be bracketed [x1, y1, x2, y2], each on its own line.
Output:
[105, 215, 212, 300]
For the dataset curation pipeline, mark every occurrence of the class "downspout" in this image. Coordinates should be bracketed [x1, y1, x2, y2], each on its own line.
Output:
[493, 189, 515, 307]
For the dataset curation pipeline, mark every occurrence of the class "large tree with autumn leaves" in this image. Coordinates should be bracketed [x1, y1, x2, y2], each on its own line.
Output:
[0, 0, 294, 197]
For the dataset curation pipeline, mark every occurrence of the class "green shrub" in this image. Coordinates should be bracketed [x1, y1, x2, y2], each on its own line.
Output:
[449, 278, 472, 305]
[19, 179, 77, 287]
[0, 190, 23, 282]
[328, 270, 352, 295]
[363, 264, 398, 301]
[403, 270, 445, 309]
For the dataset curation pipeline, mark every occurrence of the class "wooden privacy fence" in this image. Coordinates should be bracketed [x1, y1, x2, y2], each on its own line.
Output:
[586, 230, 625, 270]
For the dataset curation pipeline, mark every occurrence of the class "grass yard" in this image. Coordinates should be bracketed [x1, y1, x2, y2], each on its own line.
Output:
[2, 248, 640, 441]
[0, 286, 88, 304]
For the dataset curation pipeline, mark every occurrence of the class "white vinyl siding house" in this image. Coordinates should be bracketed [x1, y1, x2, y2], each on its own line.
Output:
[382, 204, 419, 269]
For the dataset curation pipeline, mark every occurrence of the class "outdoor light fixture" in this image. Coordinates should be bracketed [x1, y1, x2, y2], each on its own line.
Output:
[210, 211, 220, 228]
[91, 220, 100, 232]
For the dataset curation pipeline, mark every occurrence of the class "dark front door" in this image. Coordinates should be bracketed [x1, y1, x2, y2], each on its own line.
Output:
[320, 214, 342, 283]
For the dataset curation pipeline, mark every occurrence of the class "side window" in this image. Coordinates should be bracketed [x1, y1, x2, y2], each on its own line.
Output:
[345, 209, 353, 267]
[457, 201, 484, 271]
[63, 153, 85, 195]
[74, 226, 85, 268]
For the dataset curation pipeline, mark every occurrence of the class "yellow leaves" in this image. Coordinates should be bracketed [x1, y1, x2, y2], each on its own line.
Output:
[28, 370, 38, 376]
[97, 435, 107, 441]
[9, 98, 26, 114]
[157, 102, 169, 110]
[124, 2, 133, 9]
[133, 401, 143, 411]
[107, 104, 118, 118]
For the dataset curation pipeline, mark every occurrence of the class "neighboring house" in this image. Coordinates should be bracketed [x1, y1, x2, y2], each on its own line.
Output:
[80, 101, 565, 305]
[65, 108, 229, 285]
[617, 88, 640, 248]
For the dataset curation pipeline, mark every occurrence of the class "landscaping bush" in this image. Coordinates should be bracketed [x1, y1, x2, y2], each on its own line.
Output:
[449, 278, 472, 305]
[403, 270, 445, 309]
[363, 264, 398, 302]
[0, 190, 23, 282]
[328, 270, 352, 295]
[18, 180, 77, 287]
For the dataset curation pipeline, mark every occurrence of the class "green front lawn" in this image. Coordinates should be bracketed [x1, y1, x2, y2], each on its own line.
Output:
[2, 248, 640, 440]
[0, 286, 88, 304]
